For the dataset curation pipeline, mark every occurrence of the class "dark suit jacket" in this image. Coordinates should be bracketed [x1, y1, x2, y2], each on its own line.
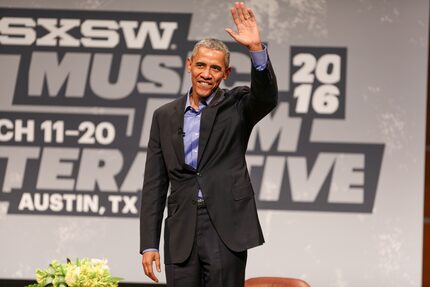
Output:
[140, 61, 278, 264]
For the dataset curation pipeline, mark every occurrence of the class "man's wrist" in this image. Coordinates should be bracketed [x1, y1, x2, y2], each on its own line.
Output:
[248, 43, 263, 52]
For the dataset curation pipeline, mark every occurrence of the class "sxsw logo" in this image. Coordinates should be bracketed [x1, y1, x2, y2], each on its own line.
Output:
[0, 15, 178, 49]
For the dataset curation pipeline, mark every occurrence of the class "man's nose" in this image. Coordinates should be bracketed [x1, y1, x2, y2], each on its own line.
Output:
[201, 68, 212, 79]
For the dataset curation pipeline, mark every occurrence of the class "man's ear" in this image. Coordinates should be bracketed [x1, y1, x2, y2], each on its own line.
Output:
[186, 57, 192, 73]
[223, 67, 232, 80]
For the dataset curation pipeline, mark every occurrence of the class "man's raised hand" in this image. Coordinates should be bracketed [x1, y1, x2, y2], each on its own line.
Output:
[225, 2, 263, 51]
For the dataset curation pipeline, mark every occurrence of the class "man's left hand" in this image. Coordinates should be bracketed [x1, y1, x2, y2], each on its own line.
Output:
[225, 2, 263, 51]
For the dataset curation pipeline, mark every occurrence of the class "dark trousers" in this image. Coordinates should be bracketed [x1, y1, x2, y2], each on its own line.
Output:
[165, 207, 247, 287]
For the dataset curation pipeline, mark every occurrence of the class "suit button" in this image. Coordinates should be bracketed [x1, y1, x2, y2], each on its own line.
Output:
[196, 172, 201, 177]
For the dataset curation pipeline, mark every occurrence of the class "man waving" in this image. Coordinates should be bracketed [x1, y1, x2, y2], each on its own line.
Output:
[140, 2, 278, 286]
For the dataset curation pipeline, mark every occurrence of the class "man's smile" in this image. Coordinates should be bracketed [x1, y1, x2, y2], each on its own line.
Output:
[197, 80, 213, 87]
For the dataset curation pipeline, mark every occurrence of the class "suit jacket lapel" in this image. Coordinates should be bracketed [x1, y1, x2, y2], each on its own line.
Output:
[170, 95, 187, 168]
[197, 89, 225, 167]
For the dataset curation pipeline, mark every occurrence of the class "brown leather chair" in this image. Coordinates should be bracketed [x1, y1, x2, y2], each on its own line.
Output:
[245, 277, 311, 287]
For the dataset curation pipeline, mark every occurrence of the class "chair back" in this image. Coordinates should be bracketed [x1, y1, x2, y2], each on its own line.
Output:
[245, 277, 311, 287]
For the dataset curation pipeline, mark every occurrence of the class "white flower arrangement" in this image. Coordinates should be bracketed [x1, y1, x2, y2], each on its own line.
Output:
[26, 258, 121, 287]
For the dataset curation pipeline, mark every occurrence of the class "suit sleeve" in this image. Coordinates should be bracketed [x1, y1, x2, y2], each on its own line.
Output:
[240, 58, 278, 128]
[140, 110, 169, 253]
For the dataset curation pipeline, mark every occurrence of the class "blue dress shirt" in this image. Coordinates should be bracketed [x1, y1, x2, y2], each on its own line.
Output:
[183, 92, 215, 198]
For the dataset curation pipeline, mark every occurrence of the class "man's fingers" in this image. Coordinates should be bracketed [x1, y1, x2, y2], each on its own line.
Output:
[225, 28, 235, 36]
[142, 257, 153, 276]
[142, 253, 160, 283]
[147, 269, 159, 283]
[155, 254, 161, 272]
[235, 2, 246, 21]
[230, 7, 242, 27]
[241, 2, 251, 20]
[225, 28, 239, 41]
[247, 8, 255, 21]
[144, 260, 159, 283]
[230, 7, 240, 26]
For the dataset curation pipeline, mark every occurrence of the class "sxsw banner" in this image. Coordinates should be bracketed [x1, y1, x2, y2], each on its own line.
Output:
[0, 1, 427, 286]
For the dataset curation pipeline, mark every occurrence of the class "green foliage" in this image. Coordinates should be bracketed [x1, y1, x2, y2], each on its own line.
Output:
[25, 258, 121, 287]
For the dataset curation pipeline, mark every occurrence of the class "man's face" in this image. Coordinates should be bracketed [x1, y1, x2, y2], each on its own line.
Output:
[187, 47, 231, 99]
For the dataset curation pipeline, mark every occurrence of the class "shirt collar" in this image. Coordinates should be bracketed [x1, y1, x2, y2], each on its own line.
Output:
[185, 88, 217, 112]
